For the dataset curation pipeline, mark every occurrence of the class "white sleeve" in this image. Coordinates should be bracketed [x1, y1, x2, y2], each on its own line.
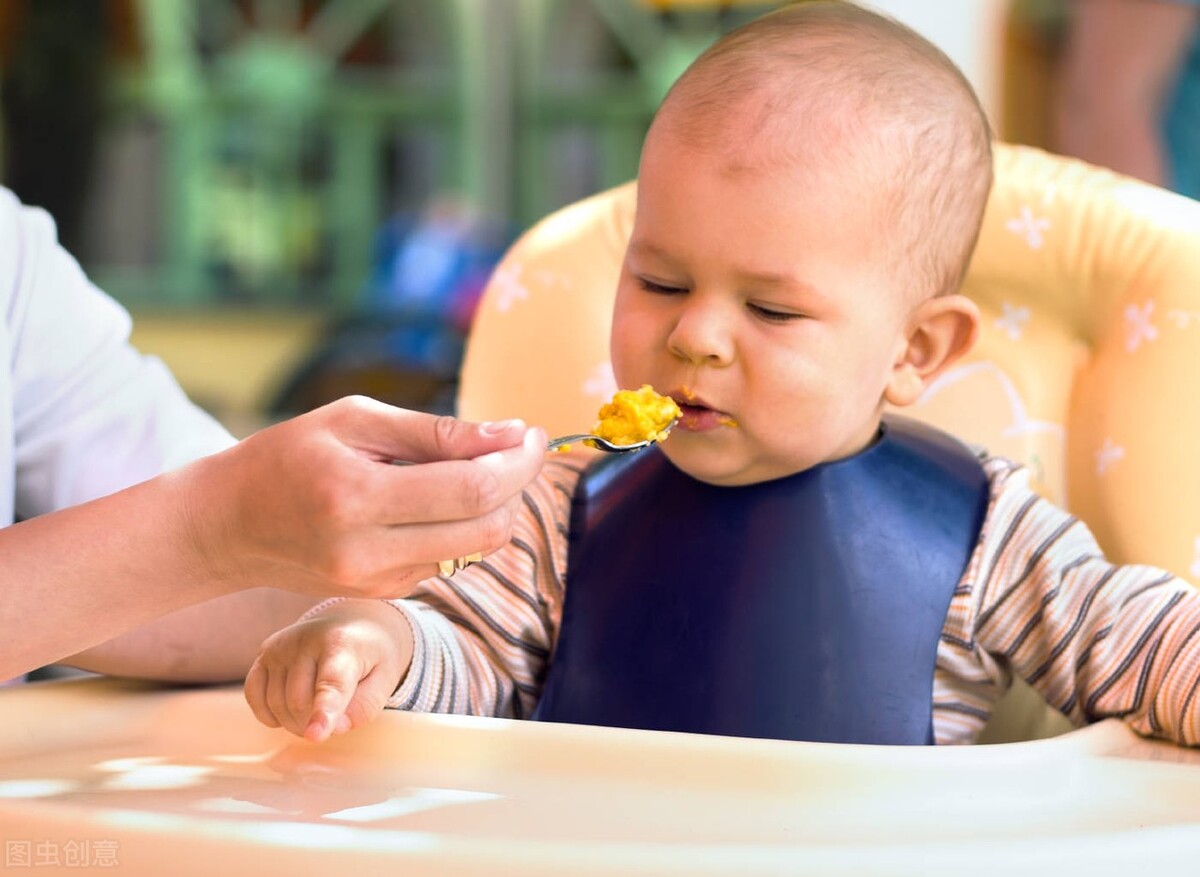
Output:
[0, 188, 235, 520]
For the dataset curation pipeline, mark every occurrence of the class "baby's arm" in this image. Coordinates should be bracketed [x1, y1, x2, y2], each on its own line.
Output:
[387, 458, 576, 718]
[969, 459, 1200, 745]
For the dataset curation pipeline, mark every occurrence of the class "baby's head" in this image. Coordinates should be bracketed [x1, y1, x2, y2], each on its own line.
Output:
[610, 0, 993, 486]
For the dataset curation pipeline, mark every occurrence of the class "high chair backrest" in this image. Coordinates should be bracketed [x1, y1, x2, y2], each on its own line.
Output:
[458, 144, 1200, 741]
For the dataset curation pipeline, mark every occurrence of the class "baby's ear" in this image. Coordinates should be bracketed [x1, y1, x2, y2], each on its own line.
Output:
[884, 294, 980, 407]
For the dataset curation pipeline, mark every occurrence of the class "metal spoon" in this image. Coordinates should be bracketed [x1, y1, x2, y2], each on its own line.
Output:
[546, 418, 679, 453]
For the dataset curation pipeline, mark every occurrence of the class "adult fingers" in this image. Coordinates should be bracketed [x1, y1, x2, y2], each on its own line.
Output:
[310, 499, 519, 597]
[357, 426, 545, 526]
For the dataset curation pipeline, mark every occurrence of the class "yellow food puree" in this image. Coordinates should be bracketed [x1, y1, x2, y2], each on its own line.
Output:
[591, 385, 681, 447]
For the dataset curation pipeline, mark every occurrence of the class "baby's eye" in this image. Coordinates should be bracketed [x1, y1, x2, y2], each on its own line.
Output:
[748, 302, 803, 323]
[638, 277, 687, 295]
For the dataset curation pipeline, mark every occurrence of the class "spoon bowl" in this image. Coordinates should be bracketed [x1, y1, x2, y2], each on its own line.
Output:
[546, 418, 679, 453]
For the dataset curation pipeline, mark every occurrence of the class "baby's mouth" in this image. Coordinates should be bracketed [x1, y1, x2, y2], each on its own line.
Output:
[674, 400, 735, 432]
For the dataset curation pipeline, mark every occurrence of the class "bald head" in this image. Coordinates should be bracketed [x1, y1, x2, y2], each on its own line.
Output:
[649, 0, 994, 300]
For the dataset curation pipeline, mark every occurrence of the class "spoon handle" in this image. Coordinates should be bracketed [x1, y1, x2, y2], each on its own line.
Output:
[546, 433, 600, 451]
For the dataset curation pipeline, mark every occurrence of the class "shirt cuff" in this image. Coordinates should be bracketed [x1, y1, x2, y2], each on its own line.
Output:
[298, 596, 346, 622]
[385, 599, 432, 711]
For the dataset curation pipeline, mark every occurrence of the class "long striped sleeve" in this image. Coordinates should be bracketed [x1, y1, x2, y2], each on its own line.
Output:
[385, 456, 581, 719]
[933, 457, 1200, 745]
[384, 452, 1200, 747]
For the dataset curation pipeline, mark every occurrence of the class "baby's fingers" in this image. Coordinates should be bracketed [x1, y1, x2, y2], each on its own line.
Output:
[246, 655, 318, 738]
[243, 659, 280, 729]
[245, 657, 313, 738]
[304, 650, 364, 743]
[337, 664, 399, 734]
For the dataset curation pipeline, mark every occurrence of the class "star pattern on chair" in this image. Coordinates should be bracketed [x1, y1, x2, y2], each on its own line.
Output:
[995, 302, 1031, 340]
[1095, 437, 1125, 476]
[489, 261, 530, 313]
[1167, 308, 1200, 329]
[1005, 206, 1051, 250]
[1124, 300, 1159, 352]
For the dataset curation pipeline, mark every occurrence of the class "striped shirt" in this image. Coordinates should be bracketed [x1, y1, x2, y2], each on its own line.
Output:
[387, 455, 1200, 746]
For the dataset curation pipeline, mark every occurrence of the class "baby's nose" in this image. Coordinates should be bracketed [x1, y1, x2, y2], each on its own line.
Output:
[667, 303, 735, 365]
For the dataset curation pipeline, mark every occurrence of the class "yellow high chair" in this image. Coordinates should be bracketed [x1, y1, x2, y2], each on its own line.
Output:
[3, 144, 1200, 874]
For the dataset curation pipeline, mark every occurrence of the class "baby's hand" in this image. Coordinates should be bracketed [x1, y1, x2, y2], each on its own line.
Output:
[244, 599, 413, 743]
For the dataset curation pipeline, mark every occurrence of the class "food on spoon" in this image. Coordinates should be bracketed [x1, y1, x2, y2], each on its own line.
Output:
[590, 385, 681, 448]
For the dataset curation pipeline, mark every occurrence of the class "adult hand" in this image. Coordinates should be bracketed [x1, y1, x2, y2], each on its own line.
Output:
[183, 395, 545, 599]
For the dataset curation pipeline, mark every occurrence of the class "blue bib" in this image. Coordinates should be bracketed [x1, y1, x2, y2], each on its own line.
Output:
[533, 416, 989, 744]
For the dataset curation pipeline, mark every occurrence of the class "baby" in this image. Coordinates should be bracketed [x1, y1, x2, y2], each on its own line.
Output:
[246, 1, 1200, 747]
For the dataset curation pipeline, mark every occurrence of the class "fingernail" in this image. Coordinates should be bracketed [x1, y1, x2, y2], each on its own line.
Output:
[480, 419, 524, 436]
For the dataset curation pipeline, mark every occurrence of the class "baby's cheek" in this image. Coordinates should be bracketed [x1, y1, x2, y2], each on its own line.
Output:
[607, 324, 636, 373]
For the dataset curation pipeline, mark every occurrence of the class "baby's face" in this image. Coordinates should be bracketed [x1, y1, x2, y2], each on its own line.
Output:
[611, 132, 916, 486]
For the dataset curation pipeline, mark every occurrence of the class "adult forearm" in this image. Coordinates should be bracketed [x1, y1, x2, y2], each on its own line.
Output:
[67, 587, 318, 683]
[0, 468, 232, 681]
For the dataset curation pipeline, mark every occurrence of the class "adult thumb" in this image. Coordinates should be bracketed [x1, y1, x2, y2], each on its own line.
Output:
[329, 398, 533, 463]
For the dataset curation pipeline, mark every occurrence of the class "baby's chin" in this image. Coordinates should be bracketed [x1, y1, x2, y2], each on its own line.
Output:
[659, 442, 777, 487]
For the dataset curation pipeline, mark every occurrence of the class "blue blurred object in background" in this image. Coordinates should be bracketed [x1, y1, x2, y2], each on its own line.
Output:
[366, 195, 514, 334]
[270, 196, 514, 417]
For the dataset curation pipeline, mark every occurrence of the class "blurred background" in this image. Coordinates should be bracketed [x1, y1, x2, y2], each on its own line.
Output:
[0, 0, 1079, 435]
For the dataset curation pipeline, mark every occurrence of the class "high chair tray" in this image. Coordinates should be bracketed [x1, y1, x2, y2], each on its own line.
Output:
[1, 677, 1199, 875]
